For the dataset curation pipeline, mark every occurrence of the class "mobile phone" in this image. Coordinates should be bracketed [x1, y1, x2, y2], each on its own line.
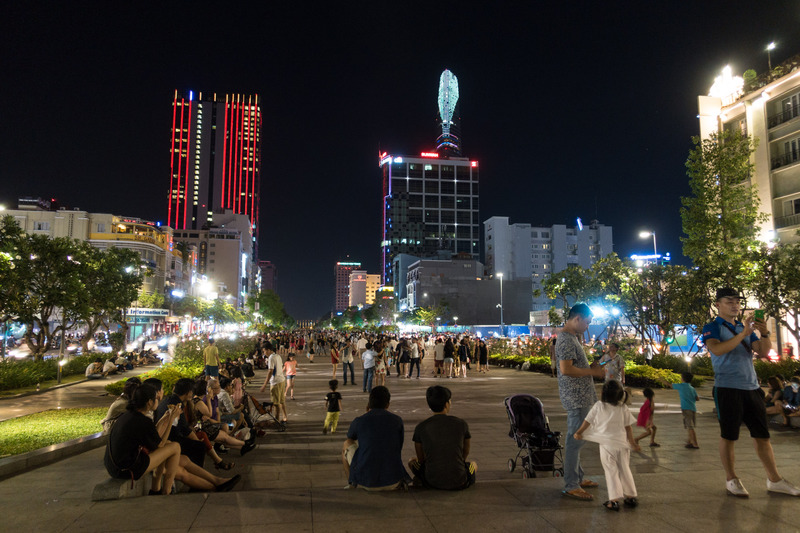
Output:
[754, 309, 765, 321]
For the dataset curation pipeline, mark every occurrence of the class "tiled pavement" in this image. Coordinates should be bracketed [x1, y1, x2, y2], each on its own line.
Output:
[2, 358, 799, 532]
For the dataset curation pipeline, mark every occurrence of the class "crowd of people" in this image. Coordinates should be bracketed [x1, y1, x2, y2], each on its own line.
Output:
[99, 296, 800, 504]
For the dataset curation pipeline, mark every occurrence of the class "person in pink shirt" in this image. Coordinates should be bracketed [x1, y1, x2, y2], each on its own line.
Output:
[283, 353, 298, 400]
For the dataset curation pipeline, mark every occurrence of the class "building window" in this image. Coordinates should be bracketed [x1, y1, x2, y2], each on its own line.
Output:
[784, 198, 800, 216]
[531, 231, 538, 238]
[542, 232, 550, 238]
[34, 221, 50, 231]
[97, 223, 106, 233]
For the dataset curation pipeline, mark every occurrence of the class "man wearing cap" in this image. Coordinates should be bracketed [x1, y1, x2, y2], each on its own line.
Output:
[703, 287, 800, 498]
[557, 303, 606, 501]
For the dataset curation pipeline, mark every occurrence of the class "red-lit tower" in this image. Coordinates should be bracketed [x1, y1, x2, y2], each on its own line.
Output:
[168, 90, 262, 238]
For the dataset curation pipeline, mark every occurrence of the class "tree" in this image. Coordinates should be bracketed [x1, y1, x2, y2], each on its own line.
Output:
[248, 290, 293, 327]
[750, 243, 800, 352]
[73, 244, 143, 353]
[137, 291, 165, 309]
[681, 130, 767, 289]
[16, 235, 86, 358]
[543, 264, 603, 321]
[0, 215, 28, 325]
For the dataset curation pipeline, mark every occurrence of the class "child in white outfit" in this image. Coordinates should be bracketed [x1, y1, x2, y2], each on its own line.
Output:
[574, 380, 641, 511]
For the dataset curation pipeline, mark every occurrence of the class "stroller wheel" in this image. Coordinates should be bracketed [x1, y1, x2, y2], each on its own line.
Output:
[522, 470, 532, 479]
[553, 468, 564, 478]
[507, 459, 516, 473]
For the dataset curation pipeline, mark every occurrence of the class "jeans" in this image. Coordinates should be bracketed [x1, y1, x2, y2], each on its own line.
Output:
[408, 358, 420, 377]
[564, 405, 592, 491]
[363, 367, 375, 392]
[342, 362, 355, 384]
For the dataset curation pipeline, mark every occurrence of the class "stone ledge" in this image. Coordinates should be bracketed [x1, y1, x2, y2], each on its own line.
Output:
[770, 414, 800, 428]
[0, 432, 107, 481]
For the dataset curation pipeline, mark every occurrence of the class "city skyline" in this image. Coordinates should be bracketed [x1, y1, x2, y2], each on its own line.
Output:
[3, 2, 800, 319]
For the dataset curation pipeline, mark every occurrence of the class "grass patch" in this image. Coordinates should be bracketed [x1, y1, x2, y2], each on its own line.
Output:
[0, 407, 106, 457]
[0, 373, 86, 398]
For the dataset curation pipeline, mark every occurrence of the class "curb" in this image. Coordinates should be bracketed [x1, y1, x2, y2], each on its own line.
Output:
[0, 378, 92, 400]
[0, 432, 106, 481]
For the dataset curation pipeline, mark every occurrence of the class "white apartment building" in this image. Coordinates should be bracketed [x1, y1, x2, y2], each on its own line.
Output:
[699, 57, 800, 244]
[484, 216, 613, 314]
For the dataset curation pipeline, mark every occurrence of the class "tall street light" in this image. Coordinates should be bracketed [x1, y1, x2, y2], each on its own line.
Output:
[639, 231, 657, 257]
[497, 273, 504, 336]
[767, 41, 776, 72]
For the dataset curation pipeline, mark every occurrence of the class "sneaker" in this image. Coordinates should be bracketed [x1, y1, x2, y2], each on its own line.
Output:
[726, 478, 749, 497]
[767, 478, 800, 496]
[322, 426, 328, 435]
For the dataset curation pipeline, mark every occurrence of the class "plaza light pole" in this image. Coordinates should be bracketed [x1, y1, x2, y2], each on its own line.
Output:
[436, 317, 441, 333]
[497, 273, 504, 336]
[639, 231, 657, 260]
[453, 316, 458, 330]
[767, 41, 776, 73]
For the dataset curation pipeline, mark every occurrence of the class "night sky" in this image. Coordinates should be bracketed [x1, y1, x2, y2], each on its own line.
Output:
[3, 2, 800, 320]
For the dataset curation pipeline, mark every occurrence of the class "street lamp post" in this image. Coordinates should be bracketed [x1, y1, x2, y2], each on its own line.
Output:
[639, 231, 657, 259]
[453, 316, 458, 330]
[436, 317, 441, 333]
[497, 273, 504, 336]
[767, 41, 776, 73]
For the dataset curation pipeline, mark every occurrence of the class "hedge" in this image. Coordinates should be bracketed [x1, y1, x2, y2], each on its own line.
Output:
[104, 335, 257, 396]
[0, 354, 100, 392]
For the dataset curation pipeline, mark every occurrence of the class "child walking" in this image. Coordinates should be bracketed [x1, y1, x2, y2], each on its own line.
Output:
[574, 380, 641, 511]
[283, 353, 297, 400]
[666, 372, 699, 448]
[323, 379, 342, 434]
[634, 388, 659, 447]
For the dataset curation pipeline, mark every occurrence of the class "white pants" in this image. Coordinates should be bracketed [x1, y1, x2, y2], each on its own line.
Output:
[599, 445, 637, 501]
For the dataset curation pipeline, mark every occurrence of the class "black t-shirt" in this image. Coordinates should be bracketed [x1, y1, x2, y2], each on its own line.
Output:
[413, 414, 471, 490]
[155, 394, 191, 440]
[326, 392, 342, 412]
[104, 410, 161, 479]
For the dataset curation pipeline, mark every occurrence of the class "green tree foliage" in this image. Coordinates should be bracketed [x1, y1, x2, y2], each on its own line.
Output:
[750, 243, 800, 349]
[681, 130, 767, 289]
[137, 291, 165, 309]
[74, 244, 143, 353]
[0, 217, 145, 359]
[248, 289, 293, 328]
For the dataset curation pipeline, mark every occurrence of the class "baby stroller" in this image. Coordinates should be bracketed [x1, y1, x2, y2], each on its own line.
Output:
[504, 394, 564, 478]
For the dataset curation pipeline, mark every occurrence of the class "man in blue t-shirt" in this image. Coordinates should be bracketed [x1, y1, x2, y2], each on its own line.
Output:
[341, 386, 409, 490]
[702, 287, 799, 498]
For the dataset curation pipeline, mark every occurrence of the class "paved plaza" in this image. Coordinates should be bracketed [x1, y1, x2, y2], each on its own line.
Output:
[2, 358, 800, 532]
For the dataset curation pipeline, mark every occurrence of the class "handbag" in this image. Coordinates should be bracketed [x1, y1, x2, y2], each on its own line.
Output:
[201, 419, 221, 440]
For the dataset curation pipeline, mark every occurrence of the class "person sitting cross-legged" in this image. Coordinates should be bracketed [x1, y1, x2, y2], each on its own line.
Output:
[408, 385, 477, 490]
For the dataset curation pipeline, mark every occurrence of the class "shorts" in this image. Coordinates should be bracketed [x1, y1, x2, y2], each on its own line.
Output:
[205, 365, 219, 378]
[444, 357, 454, 363]
[270, 381, 287, 405]
[714, 387, 770, 441]
[286, 375, 295, 380]
[681, 409, 696, 429]
[410, 460, 476, 490]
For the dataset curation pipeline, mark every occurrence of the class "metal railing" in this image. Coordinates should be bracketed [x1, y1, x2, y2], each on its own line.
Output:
[768, 107, 800, 129]
[775, 213, 800, 229]
[771, 152, 799, 170]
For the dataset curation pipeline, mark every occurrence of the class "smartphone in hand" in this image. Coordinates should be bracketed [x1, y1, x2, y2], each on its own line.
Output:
[754, 309, 765, 321]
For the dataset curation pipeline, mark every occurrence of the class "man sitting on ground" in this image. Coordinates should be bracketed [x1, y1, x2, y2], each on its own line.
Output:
[408, 385, 477, 490]
[85, 358, 105, 379]
[342, 386, 410, 490]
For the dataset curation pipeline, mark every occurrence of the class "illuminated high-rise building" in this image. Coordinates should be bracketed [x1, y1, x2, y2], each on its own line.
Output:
[167, 90, 262, 238]
[379, 69, 478, 290]
[334, 261, 361, 312]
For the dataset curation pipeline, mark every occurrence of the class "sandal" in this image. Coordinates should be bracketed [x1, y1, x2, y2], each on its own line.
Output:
[623, 497, 638, 508]
[603, 500, 620, 511]
[562, 488, 593, 501]
[580, 480, 599, 488]
[214, 460, 234, 470]
[649, 442, 661, 447]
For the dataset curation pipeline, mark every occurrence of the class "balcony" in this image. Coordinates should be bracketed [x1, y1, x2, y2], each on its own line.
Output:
[776, 212, 800, 229]
[771, 152, 800, 170]
[768, 107, 800, 129]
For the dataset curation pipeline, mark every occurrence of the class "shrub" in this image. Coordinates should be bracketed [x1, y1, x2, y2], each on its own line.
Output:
[754, 358, 800, 384]
[625, 366, 680, 389]
[689, 355, 714, 376]
[0, 354, 99, 392]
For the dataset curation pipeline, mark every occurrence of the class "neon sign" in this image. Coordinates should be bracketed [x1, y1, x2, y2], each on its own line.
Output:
[420, 152, 439, 158]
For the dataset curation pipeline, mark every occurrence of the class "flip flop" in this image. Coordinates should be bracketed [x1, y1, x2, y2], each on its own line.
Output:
[580, 480, 599, 488]
[562, 489, 594, 501]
